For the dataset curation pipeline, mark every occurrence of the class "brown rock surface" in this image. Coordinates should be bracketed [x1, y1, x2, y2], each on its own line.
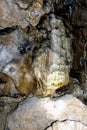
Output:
[0, 0, 29, 28]
[0, 112, 7, 130]
[26, 0, 44, 26]
[2, 55, 36, 95]
[0, 0, 53, 28]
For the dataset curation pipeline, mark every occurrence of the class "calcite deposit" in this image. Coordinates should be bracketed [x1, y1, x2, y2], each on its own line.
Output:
[0, 0, 73, 97]
[32, 15, 72, 96]
[0, 0, 87, 98]
[0, 0, 87, 97]
[0, 0, 87, 130]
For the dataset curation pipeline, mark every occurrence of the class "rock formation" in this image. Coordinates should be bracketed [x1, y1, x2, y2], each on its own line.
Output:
[5, 95, 87, 130]
[0, 0, 73, 96]
[32, 15, 72, 96]
[0, 0, 87, 130]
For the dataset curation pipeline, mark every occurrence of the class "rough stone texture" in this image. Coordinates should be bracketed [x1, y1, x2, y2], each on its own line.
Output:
[0, 0, 86, 98]
[55, 78, 86, 101]
[46, 120, 87, 130]
[26, 0, 44, 26]
[0, 12, 72, 96]
[0, 0, 28, 29]
[0, 96, 26, 130]
[0, 0, 53, 28]
[5, 95, 87, 130]
[0, 27, 28, 70]
[70, 1, 87, 71]
[0, 112, 7, 130]
[2, 55, 36, 95]
[0, 26, 37, 95]
[0, 1, 87, 129]
[32, 15, 72, 96]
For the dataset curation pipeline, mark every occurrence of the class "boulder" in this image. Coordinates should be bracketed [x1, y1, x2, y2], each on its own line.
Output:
[5, 95, 87, 130]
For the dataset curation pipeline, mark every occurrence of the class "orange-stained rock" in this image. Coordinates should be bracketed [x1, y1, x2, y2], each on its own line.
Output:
[2, 55, 36, 95]
[0, 72, 15, 94]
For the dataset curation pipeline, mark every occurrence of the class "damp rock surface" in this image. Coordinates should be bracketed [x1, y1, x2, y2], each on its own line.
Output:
[5, 95, 87, 130]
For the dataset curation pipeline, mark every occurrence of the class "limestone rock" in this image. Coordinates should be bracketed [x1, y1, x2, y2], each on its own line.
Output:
[0, 96, 25, 130]
[32, 17, 72, 96]
[0, 27, 29, 70]
[46, 120, 87, 130]
[0, 72, 16, 94]
[26, 0, 44, 26]
[0, 0, 53, 28]
[5, 95, 87, 130]
[16, 0, 33, 9]
[0, 43, 20, 71]
[0, 112, 7, 130]
[2, 55, 36, 95]
[0, 26, 37, 96]
[0, 0, 29, 29]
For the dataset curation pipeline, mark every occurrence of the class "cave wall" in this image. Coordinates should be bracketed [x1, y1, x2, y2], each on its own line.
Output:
[0, 0, 87, 97]
[0, 1, 87, 130]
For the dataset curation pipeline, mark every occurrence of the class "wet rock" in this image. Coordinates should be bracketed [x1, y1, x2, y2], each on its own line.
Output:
[5, 95, 87, 130]
[32, 16, 72, 96]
